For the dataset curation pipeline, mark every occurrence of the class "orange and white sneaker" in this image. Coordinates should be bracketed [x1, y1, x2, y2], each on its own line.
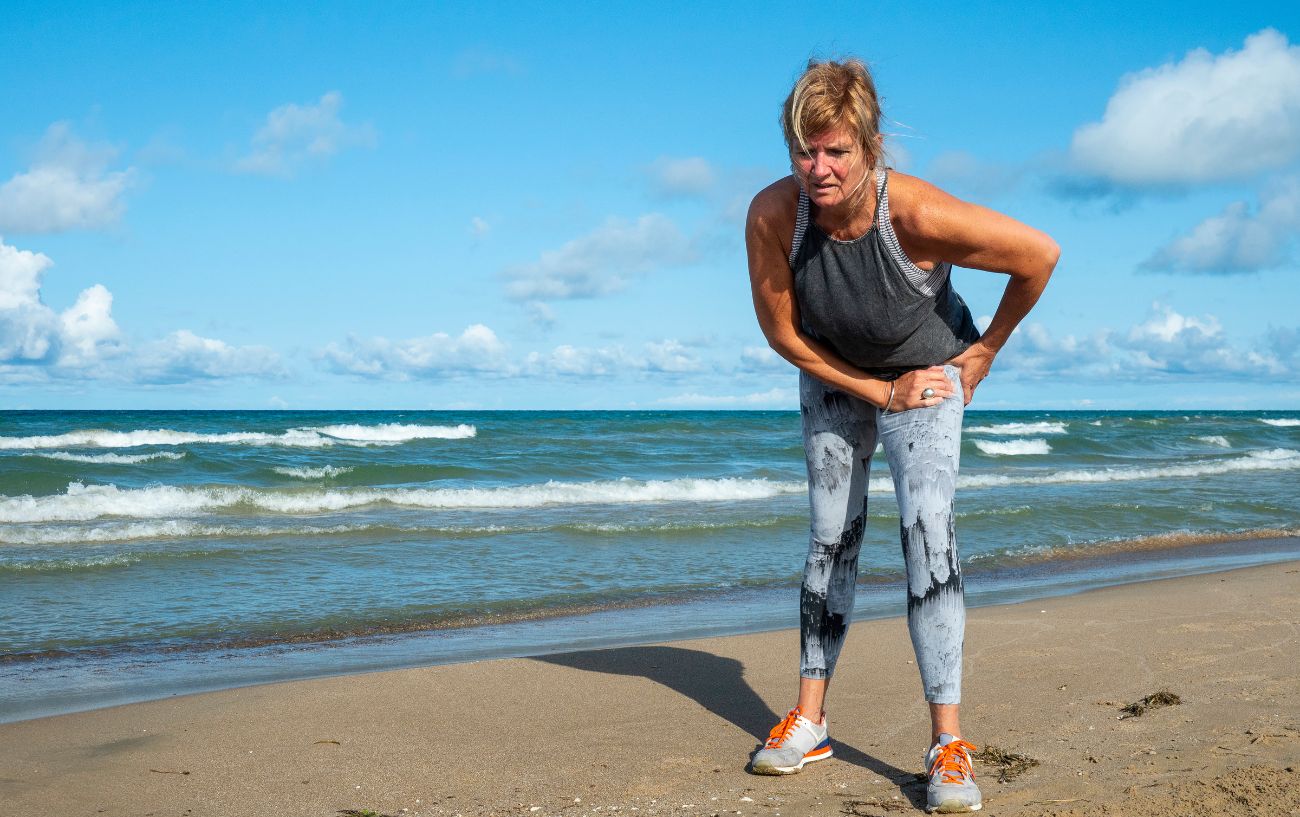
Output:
[924, 733, 982, 813]
[749, 706, 833, 775]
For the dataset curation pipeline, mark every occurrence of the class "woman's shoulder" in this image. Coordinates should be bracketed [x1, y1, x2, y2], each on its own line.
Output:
[881, 169, 961, 239]
[747, 176, 801, 234]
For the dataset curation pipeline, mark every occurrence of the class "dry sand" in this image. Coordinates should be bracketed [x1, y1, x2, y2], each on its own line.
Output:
[2, 562, 1298, 817]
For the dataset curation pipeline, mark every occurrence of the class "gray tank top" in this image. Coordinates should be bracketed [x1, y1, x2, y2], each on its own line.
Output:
[791, 168, 980, 380]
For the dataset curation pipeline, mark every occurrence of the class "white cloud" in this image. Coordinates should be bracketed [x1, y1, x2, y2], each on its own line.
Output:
[523, 339, 704, 377]
[992, 322, 1115, 379]
[739, 345, 789, 372]
[994, 303, 1287, 380]
[0, 237, 291, 386]
[526, 300, 556, 329]
[642, 339, 704, 372]
[1070, 29, 1300, 186]
[1265, 326, 1300, 368]
[321, 324, 511, 380]
[321, 330, 707, 382]
[648, 156, 717, 198]
[0, 237, 120, 366]
[0, 240, 51, 312]
[58, 284, 121, 366]
[0, 123, 135, 233]
[523, 344, 635, 377]
[135, 330, 284, 383]
[319, 328, 707, 381]
[502, 214, 696, 301]
[234, 92, 376, 177]
[1144, 175, 1300, 273]
[656, 387, 796, 408]
[1119, 305, 1282, 376]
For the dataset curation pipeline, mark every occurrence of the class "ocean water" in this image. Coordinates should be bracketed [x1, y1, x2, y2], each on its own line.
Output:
[2, 409, 1298, 722]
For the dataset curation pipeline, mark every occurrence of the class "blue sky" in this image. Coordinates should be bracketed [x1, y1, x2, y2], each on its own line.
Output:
[2, 1, 1298, 409]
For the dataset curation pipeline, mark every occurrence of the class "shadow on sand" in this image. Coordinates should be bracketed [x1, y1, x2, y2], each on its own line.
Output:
[534, 645, 926, 808]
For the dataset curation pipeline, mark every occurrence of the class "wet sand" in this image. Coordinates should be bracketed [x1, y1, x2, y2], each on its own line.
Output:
[2, 561, 1297, 816]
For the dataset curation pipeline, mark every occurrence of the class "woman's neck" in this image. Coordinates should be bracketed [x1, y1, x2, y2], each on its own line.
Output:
[812, 187, 877, 241]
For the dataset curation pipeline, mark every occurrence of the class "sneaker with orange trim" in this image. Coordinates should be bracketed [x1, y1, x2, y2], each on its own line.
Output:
[749, 706, 832, 775]
[924, 733, 982, 813]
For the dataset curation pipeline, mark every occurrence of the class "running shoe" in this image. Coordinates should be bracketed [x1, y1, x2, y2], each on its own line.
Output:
[924, 733, 982, 813]
[749, 706, 832, 775]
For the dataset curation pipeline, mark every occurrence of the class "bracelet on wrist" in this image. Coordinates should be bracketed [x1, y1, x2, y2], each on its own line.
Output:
[883, 382, 896, 413]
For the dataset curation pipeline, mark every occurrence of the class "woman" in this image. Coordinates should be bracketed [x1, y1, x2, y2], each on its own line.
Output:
[744, 58, 1058, 813]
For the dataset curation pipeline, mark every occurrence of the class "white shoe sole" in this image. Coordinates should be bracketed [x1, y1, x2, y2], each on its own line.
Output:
[927, 800, 982, 813]
[751, 745, 833, 775]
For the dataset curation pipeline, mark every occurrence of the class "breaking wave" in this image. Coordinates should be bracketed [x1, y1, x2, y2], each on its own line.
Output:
[23, 451, 187, 464]
[965, 421, 1067, 436]
[948, 448, 1300, 490]
[973, 439, 1052, 456]
[272, 465, 355, 479]
[307, 423, 476, 441]
[0, 424, 476, 450]
[0, 477, 809, 524]
[5, 450, 1298, 524]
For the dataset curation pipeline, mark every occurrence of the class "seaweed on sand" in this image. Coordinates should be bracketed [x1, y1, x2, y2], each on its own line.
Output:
[1119, 689, 1182, 719]
[974, 745, 1040, 783]
[842, 798, 911, 815]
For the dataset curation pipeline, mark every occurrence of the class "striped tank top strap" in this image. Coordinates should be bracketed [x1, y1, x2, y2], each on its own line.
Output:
[875, 168, 950, 297]
[789, 187, 810, 266]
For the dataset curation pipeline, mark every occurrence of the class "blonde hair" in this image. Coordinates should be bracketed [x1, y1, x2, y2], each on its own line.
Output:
[781, 58, 884, 207]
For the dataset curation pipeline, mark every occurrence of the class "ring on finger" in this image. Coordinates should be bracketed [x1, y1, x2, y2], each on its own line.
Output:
[921, 387, 936, 400]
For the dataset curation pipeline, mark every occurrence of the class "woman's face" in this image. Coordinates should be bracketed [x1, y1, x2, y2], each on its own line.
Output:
[792, 125, 867, 210]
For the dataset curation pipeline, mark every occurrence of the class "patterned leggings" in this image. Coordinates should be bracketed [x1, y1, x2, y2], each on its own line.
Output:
[798, 364, 966, 704]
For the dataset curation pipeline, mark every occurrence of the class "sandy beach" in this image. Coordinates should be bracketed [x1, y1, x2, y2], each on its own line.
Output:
[2, 561, 1298, 817]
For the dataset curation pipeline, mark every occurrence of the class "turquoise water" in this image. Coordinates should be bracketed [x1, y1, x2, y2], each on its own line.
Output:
[2, 409, 1298, 721]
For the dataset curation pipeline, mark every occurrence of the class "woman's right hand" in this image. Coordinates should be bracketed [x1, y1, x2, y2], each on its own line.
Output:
[887, 366, 955, 411]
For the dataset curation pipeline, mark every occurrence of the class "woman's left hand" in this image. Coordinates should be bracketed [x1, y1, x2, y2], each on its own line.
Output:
[947, 341, 997, 406]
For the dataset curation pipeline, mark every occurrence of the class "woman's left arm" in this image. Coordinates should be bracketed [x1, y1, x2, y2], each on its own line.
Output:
[892, 175, 1061, 404]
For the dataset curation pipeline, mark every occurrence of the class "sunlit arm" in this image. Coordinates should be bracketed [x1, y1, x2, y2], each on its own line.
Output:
[891, 175, 1061, 403]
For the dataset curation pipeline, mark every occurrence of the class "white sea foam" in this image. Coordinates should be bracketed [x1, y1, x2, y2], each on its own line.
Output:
[965, 421, 1067, 436]
[0, 483, 239, 524]
[308, 423, 476, 441]
[0, 520, 384, 545]
[945, 448, 1300, 491]
[1260, 418, 1300, 427]
[0, 520, 208, 545]
[0, 424, 476, 450]
[0, 428, 347, 450]
[973, 439, 1052, 456]
[4, 553, 148, 571]
[0, 477, 808, 523]
[1194, 435, 1231, 448]
[272, 465, 355, 479]
[246, 477, 807, 515]
[25, 451, 187, 464]
[8, 450, 1296, 525]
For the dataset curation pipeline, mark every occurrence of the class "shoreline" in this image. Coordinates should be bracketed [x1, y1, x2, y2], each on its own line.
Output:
[3, 532, 1298, 725]
[2, 560, 1297, 815]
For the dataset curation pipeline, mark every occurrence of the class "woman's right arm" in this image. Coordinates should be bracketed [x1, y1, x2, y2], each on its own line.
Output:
[745, 180, 955, 410]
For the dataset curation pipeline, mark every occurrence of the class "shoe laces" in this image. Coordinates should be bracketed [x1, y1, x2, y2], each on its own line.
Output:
[764, 707, 805, 749]
[930, 739, 977, 785]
